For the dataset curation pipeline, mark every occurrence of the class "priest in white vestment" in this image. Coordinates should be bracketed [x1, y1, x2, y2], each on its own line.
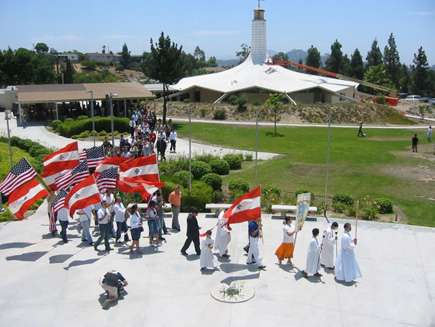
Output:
[302, 228, 322, 277]
[335, 223, 362, 282]
[214, 211, 231, 257]
[320, 222, 338, 269]
[200, 230, 219, 270]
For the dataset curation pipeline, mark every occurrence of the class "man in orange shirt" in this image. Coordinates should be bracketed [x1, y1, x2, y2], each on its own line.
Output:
[168, 184, 182, 231]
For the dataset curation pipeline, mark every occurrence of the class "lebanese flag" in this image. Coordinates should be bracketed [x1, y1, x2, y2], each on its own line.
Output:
[42, 142, 79, 189]
[119, 155, 159, 182]
[118, 177, 165, 199]
[223, 186, 261, 229]
[94, 157, 128, 176]
[7, 178, 49, 220]
[64, 175, 102, 217]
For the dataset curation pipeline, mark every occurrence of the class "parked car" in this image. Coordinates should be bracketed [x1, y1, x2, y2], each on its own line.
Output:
[419, 97, 430, 102]
[428, 98, 435, 105]
[405, 95, 422, 101]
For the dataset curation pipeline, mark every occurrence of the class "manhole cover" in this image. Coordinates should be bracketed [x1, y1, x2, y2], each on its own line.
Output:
[210, 282, 255, 303]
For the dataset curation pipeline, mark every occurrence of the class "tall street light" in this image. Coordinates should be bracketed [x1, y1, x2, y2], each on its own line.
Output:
[323, 107, 332, 223]
[1, 110, 14, 213]
[85, 89, 95, 147]
[107, 93, 118, 150]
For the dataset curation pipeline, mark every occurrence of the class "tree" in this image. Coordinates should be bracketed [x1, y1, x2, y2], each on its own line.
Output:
[383, 33, 400, 88]
[272, 52, 289, 63]
[32, 53, 56, 84]
[146, 32, 184, 123]
[349, 48, 364, 80]
[398, 63, 410, 93]
[265, 93, 286, 136]
[411, 46, 429, 95]
[63, 58, 74, 84]
[305, 45, 321, 74]
[366, 39, 383, 67]
[363, 65, 393, 88]
[14, 48, 34, 84]
[325, 40, 343, 73]
[102, 45, 106, 54]
[207, 56, 218, 67]
[236, 44, 250, 63]
[193, 46, 205, 62]
[120, 43, 131, 69]
[34, 42, 49, 53]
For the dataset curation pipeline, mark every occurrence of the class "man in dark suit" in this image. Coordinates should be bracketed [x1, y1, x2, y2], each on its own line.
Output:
[180, 208, 201, 256]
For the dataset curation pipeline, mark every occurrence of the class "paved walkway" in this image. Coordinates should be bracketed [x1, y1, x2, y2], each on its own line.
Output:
[0, 113, 278, 160]
[0, 206, 434, 327]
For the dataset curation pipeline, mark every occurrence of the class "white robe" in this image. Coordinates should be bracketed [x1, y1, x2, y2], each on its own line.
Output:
[200, 238, 217, 269]
[335, 231, 362, 282]
[214, 211, 231, 256]
[305, 237, 321, 275]
[320, 227, 337, 268]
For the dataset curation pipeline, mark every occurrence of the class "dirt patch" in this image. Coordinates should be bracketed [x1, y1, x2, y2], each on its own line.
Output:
[380, 163, 435, 184]
[376, 205, 409, 224]
[366, 136, 409, 142]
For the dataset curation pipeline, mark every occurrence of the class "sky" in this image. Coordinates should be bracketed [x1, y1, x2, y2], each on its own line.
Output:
[1, 0, 434, 66]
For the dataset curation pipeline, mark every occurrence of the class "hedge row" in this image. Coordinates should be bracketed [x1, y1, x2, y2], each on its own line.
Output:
[53, 117, 130, 138]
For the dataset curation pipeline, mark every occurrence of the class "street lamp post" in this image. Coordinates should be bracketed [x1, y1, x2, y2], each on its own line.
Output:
[108, 93, 118, 149]
[323, 107, 332, 222]
[254, 105, 259, 187]
[188, 103, 192, 195]
[1, 110, 14, 213]
[85, 90, 95, 147]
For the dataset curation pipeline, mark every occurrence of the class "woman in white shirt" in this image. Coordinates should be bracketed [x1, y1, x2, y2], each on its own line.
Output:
[275, 216, 297, 265]
[145, 201, 160, 246]
[129, 204, 143, 254]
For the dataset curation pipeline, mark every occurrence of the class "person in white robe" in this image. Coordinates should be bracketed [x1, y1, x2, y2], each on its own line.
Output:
[320, 222, 338, 269]
[214, 211, 231, 257]
[200, 230, 218, 270]
[335, 223, 362, 282]
[302, 228, 322, 277]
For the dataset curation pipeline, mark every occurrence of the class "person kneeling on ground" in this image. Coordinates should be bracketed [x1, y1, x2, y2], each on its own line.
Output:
[100, 270, 128, 308]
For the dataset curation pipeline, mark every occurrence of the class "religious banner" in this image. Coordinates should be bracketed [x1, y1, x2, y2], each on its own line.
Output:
[295, 192, 311, 232]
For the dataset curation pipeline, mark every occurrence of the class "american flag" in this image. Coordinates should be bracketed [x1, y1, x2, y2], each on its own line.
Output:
[84, 146, 105, 169]
[49, 190, 68, 230]
[55, 161, 89, 190]
[96, 167, 118, 191]
[0, 158, 37, 196]
[79, 150, 87, 162]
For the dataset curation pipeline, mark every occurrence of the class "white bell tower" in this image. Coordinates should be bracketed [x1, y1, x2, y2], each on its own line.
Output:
[251, 7, 267, 65]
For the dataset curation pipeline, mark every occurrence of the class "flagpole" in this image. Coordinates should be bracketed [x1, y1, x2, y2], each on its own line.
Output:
[355, 200, 359, 239]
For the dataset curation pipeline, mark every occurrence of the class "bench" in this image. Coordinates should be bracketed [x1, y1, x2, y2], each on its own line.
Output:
[128, 203, 171, 212]
[271, 205, 318, 219]
[205, 203, 232, 217]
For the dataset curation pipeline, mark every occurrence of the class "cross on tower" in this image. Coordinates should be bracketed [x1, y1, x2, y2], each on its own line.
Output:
[257, 0, 264, 8]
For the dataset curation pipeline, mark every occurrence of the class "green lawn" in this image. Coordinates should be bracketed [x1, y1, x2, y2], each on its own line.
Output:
[175, 122, 435, 227]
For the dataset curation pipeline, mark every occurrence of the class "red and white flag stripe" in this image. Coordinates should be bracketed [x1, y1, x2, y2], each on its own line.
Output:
[95, 157, 128, 176]
[7, 178, 49, 220]
[42, 142, 79, 189]
[64, 175, 102, 218]
[119, 155, 159, 182]
[223, 186, 261, 228]
[118, 177, 165, 199]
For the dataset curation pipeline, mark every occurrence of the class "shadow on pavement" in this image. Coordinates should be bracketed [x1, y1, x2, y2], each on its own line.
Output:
[0, 242, 34, 250]
[49, 254, 74, 264]
[219, 263, 248, 274]
[64, 258, 100, 270]
[334, 278, 357, 287]
[220, 273, 260, 285]
[6, 251, 48, 262]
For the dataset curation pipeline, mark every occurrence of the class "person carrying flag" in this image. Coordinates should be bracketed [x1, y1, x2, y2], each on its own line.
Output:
[247, 217, 266, 270]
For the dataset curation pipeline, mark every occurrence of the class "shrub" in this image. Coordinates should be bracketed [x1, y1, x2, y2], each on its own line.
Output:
[332, 202, 347, 213]
[159, 157, 189, 176]
[213, 109, 226, 120]
[228, 178, 250, 199]
[181, 181, 213, 212]
[244, 153, 253, 161]
[223, 154, 242, 170]
[200, 108, 207, 118]
[51, 119, 62, 130]
[262, 185, 282, 213]
[98, 130, 107, 136]
[361, 207, 378, 220]
[346, 205, 357, 217]
[173, 170, 192, 188]
[228, 95, 238, 105]
[29, 144, 50, 158]
[79, 131, 90, 138]
[29, 198, 44, 211]
[90, 131, 98, 136]
[77, 115, 89, 120]
[72, 135, 79, 139]
[373, 198, 393, 214]
[332, 192, 354, 206]
[236, 96, 248, 112]
[195, 154, 217, 163]
[191, 161, 212, 179]
[212, 190, 225, 203]
[295, 188, 315, 200]
[64, 118, 74, 124]
[201, 173, 222, 190]
[210, 159, 230, 175]
[56, 117, 129, 138]
[376, 95, 386, 105]
[0, 205, 14, 222]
